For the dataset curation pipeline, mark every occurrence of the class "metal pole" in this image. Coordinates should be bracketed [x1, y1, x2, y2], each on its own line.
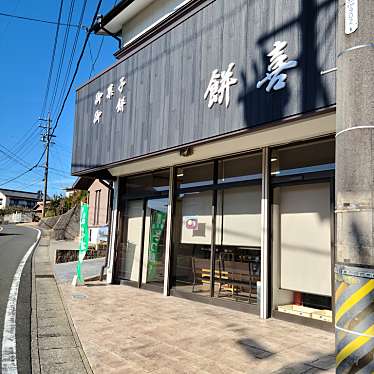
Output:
[163, 166, 175, 296]
[260, 147, 270, 319]
[335, 1, 374, 372]
[42, 113, 51, 218]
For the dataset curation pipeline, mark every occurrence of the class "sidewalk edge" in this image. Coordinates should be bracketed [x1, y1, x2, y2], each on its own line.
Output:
[30, 229, 42, 374]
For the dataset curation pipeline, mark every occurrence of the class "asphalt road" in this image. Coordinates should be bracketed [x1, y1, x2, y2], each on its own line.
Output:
[0, 224, 39, 374]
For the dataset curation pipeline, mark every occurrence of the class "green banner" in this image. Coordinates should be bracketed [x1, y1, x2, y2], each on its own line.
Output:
[147, 210, 167, 281]
[76, 203, 89, 283]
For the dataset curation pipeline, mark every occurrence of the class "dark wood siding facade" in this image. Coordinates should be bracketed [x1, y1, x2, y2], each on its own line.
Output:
[72, 0, 337, 175]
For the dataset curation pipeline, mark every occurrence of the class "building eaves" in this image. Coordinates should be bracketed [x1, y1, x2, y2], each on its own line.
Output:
[92, 0, 135, 34]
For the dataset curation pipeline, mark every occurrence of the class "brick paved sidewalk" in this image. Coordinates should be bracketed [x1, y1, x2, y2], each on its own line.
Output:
[60, 282, 335, 374]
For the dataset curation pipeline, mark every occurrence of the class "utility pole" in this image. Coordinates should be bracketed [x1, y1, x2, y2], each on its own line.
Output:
[39, 113, 54, 217]
[335, 1, 374, 373]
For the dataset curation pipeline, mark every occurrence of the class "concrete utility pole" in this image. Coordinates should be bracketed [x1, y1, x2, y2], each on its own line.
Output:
[335, 0, 374, 372]
[39, 113, 53, 218]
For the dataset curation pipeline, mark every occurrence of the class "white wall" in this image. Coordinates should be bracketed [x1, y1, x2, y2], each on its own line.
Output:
[121, 0, 191, 45]
[0, 192, 6, 209]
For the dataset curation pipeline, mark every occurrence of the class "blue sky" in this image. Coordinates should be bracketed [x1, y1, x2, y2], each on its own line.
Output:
[0, 0, 118, 195]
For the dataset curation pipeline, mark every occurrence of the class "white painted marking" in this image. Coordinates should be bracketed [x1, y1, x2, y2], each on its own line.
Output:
[0, 226, 4, 233]
[1, 228, 41, 374]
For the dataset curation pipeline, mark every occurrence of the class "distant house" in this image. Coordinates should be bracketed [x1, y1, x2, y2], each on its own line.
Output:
[0, 189, 41, 210]
[32, 201, 51, 218]
[63, 187, 76, 198]
[72, 178, 111, 244]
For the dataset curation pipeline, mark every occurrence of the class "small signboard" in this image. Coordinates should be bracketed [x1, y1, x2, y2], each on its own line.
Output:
[185, 217, 198, 230]
[345, 0, 358, 34]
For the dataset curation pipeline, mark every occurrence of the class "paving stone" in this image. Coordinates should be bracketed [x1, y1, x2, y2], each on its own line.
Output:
[38, 335, 77, 350]
[38, 323, 73, 338]
[38, 317, 70, 328]
[39, 348, 87, 374]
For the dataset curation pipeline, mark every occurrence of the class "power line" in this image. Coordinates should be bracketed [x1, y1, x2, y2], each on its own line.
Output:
[52, 0, 88, 118]
[40, 0, 64, 119]
[48, 0, 76, 114]
[0, 120, 39, 165]
[0, 167, 37, 187]
[0, 143, 42, 175]
[49, 0, 103, 142]
[1, 0, 103, 188]
[0, 11, 86, 29]
[89, 36, 104, 78]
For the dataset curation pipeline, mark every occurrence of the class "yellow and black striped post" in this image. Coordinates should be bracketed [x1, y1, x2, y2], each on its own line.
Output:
[335, 265, 374, 373]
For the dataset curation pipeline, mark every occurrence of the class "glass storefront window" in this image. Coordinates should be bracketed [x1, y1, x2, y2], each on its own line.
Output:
[271, 138, 335, 177]
[218, 154, 262, 184]
[176, 162, 213, 189]
[126, 169, 170, 195]
[271, 138, 334, 323]
[172, 152, 263, 309]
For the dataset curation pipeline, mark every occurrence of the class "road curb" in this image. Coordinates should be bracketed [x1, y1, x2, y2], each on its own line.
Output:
[30, 228, 94, 374]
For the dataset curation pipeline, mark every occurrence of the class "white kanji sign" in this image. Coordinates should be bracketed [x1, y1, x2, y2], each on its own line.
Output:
[106, 84, 114, 99]
[93, 110, 102, 124]
[256, 41, 298, 92]
[204, 63, 238, 108]
[116, 96, 126, 113]
[118, 77, 127, 93]
[94, 91, 103, 105]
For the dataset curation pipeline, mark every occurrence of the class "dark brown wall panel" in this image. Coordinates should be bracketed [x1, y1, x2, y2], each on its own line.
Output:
[72, 0, 337, 174]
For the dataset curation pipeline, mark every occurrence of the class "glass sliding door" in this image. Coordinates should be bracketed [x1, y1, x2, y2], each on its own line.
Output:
[116, 170, 170, 286]
[173, 191, 213, 296]
[142, 198, 168, 286]
[215, 185, 262, 305]
[117, 199, 144, 282]
[214, 153, 262, 306]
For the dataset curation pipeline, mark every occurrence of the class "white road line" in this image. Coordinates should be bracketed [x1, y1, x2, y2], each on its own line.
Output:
[0, 226, 3, 233]
[1, 228, 41, 374]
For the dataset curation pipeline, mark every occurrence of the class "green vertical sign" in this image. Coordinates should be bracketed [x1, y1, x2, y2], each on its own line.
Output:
[76, 203, 89, 283]
[147, 210, 167, 281]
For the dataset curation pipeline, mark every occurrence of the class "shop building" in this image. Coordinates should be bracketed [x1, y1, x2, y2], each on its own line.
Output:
[72, 0, 338, 328]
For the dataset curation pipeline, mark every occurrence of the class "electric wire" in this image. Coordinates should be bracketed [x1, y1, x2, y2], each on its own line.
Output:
[89, 36, 104, 78]
[0, 120, 39, 165]
[0, 167, 38, 187]
[36, 0, 103, 169]
[48, 0, 103, 141]
[40, 0, 64, 119]
[1, 0, 102, 187]
[0, 143, 43, 176]
[52, 0, 88, 119]
[48, 0, 75, 114]
[0, 11, 86, 29]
